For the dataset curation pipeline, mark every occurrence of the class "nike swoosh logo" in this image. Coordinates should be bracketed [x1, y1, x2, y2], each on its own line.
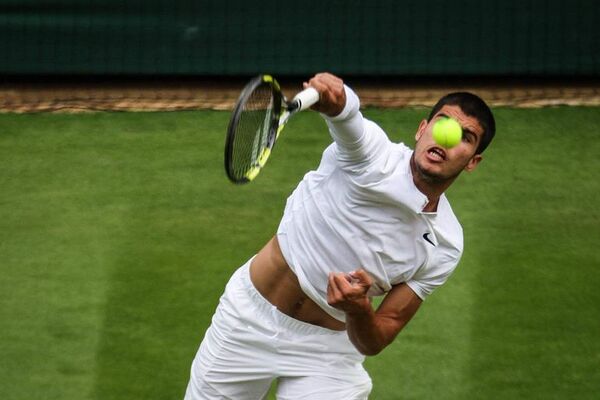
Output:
[423, 233, 436, 246]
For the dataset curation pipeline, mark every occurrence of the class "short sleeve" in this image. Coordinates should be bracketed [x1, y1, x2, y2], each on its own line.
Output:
[406, 252, 461, 300]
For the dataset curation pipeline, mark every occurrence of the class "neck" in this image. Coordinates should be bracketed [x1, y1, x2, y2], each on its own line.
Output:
[410, 156, 456, 212]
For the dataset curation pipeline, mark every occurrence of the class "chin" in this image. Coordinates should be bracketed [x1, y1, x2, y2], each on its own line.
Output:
[423, 170, 447, 183]
[415, 161, 443, 181]
[417, 161, 461, 183]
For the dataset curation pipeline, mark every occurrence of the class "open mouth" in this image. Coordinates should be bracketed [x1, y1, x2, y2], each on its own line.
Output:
[427, 147, 447, 161]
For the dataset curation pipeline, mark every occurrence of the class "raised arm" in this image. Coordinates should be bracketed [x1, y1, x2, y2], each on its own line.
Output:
[306, 73, 368, 152]
[306, 73, 389, 166]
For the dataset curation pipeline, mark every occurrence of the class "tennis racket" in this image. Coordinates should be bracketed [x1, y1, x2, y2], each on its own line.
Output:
[224, 75, 319, 184]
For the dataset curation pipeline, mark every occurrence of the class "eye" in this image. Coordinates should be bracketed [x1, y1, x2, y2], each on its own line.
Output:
[462, 132, 476, 143]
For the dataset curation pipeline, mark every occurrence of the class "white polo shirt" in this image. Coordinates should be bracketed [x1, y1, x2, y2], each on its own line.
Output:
[276, 86, 463, 322]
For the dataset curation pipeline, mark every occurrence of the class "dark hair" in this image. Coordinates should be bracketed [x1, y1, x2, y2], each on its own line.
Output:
[427, 92, 496, 154]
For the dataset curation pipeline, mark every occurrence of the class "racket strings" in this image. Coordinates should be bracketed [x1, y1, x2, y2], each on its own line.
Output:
[231, 84, 274, 179]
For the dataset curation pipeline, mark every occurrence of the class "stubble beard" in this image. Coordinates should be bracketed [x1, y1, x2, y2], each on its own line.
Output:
[411, 154, 463, 185]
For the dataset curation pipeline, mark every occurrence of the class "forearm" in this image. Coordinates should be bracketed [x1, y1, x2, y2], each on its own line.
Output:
[345, 286, 421, 355]
[323, 85, 365, 151]
[345, 306, 397, 356]
[328, 272, 420, 356]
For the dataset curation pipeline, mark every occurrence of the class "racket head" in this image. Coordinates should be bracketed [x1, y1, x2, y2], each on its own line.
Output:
[224, 75, 283, 184]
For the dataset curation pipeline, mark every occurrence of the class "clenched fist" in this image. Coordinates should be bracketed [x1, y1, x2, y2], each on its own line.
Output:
[303, 73, 346, 117]
[327, 269, 372, 314]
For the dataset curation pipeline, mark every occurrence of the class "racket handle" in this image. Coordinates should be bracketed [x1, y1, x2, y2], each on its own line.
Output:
[290, 87, 320, 112]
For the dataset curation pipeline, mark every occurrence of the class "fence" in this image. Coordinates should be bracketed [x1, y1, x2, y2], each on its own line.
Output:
[1, 0, 598, 77]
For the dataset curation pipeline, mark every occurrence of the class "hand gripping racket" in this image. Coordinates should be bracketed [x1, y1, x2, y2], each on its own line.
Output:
[224, 75, 320, 184]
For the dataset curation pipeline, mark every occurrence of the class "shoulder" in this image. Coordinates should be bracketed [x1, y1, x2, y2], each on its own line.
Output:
[436, 196, 464, 253]
[406, 203, 463, 300]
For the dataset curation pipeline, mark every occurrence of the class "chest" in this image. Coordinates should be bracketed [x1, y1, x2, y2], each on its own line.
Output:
[322, 179, 443, 295]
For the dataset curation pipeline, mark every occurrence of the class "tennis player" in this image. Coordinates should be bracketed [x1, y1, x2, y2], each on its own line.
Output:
[185, 73, 496, 399]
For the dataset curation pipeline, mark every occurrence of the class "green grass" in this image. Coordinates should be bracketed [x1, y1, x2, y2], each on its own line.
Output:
[0, 107, 598, 399]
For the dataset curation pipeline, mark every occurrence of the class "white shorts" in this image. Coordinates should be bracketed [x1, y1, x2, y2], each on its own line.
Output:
[184, 258, 372, 400]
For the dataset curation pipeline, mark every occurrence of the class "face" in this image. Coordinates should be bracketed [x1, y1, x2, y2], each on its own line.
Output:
[412, 104, 484, 184]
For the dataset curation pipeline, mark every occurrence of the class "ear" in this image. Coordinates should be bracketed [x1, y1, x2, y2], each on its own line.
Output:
[415, 119, 428, 141]
[464, 154, 483, 172]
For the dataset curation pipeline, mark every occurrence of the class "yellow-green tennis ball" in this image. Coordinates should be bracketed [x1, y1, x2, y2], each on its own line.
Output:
[432, 118, 462, 148]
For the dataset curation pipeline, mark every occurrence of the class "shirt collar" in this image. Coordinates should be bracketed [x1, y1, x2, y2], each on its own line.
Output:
[404, 148, 437, 214]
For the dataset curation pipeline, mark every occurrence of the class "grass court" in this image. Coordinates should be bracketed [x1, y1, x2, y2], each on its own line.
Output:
[1, 106, 599, 399]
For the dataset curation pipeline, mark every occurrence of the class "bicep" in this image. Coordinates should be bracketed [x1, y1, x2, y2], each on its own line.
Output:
[375, 283, 423, 336]
[324, 86, 390, 168]
[329, 119, 392, 172]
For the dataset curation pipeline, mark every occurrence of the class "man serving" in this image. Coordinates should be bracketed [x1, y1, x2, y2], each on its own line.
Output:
[185, 73, 496, 399]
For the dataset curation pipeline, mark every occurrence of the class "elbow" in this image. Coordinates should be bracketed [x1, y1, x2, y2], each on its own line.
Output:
[351, 331, 398, 356]
[355, 343, 386, 356]
[359, 348, 382, 356]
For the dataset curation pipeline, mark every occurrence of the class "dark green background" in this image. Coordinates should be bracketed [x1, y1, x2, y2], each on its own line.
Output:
[1, 0, 598, 76]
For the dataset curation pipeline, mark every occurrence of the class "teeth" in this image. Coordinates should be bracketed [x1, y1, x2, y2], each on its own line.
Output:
[429, 148, 444, 159]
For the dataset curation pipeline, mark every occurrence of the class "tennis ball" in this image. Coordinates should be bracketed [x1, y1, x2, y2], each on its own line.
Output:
[432, 118, 462, 148]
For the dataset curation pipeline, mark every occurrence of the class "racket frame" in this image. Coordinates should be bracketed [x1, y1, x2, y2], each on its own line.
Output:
[224, 74, 318, 184]
[224, 75, 281, 183]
